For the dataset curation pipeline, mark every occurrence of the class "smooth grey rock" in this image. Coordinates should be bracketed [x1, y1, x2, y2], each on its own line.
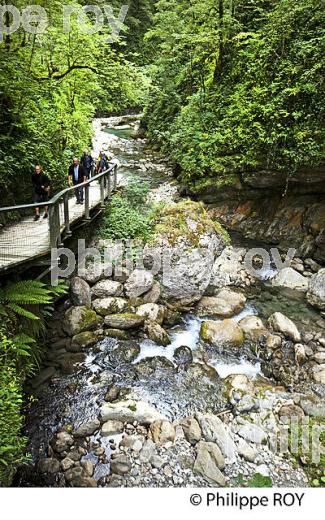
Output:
[196, 413, 237, 462]
[268, 312, 301, 342]
[238, 423, 267, 444]
[196, 289, 246, 318]
[101, 420, 124, 436]
[70, 277, 91, 307]
[100, 400, 166, 425]
[194, 441, 226, 486]
[125, 269, 154, 298]
[91, 280, 123, 298]
[73, 419, 100, 437]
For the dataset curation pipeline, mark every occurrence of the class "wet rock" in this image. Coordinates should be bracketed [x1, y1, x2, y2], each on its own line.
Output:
[268, 312, 301, 342]
[200, 319, 244, 347]
[37, 458, 60, 474]
[146, 322, 170, 346]
[196, 289, 246, 318]
[164, 308, 182, 326]
[93, 297, 129, 316]
[239, 315, 267, 341]
[104, 385, 120, 402]
[136, 303, 165, 324]
[52, 431, 74, 453]
[134, 356, 175, 377]
[63, 306, 102, 336]
[125, 269, 154, 298]
[70, 331, 97, 351]
[73, 419, 100, 437]
[238, 423, 267, 444]
[196, 413, 237, 462]
[194, 441, 226, 486]
[107, 342, 140, 365]
[186, 363, 218, 381]
[180, 417, 202, 445]
[70, 277, 91, 307]
[110, 454, 132, 476]
[81, 460, 94, 477]
[149, 420, 176, 445]
[31, 366, 56, 389]
[101, 420, 124, 436]
[307, 269, 325, 310]
[104, 313, 144, 330]
[143, 282, 161, 304]
[91, 280, 123, 298]
[265, 334, 282, 350]
[174, 346, 193, 366]
[270, 268, 309, 293]
[225, 374, 255, 394]
[100, 400, 166, 425]
[105, 329, 129, 340]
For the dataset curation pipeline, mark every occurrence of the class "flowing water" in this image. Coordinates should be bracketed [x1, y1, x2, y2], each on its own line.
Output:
[16, 115, 324, 486]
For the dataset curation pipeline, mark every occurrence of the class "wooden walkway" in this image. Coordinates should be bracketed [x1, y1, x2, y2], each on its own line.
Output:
[0, 167, 117, 274]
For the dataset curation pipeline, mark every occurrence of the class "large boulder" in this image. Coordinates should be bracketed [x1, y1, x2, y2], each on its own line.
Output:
[238, 315, 267, 341]
[196, 288, 246, 318]
[147, 201, 228, 301]
[208, 246, 249, 290]
[70, 331, 97, 351]
[91, 280, 123, 298]
[73, 419, 100, 437]
[100, 400, 166, 425]
[200, 319, 244, 347]
[307, 268, 325, 310]
[125, 269, 154, 298]
[270, 267, 309, 293]
[63, 306, 101, 336]
[104, 313, 144, 330]
[268, 312, 301, 342]
[93, 297, 129, 316]
[70, 277, 91, 307]
[194, 441, 226, 486]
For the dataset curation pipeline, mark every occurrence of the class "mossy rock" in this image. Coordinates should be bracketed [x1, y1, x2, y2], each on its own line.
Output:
[69, 331, 97, 352]
[104, 313, 145, 330]
[63, 306, 102, 337]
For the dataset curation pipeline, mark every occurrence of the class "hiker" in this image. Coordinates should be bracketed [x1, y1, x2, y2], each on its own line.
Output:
[97, 151, 112, 173]
[80, 149, 94, 179]
[31, 165, 50, 221]
[68, 158, 86, 204]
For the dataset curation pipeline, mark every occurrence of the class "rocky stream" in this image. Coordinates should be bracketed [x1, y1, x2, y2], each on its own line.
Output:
[14, 115, 325, 488]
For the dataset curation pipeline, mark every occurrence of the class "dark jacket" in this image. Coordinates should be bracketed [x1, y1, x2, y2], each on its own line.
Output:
[80, 154, 93, 171]
[68, 164, 86, 183]
[31, 172, 50, 195]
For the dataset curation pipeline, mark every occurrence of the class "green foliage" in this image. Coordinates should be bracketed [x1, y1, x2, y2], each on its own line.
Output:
[98, 178, 155, 241]
[237, 472, 273, 487]
[144, 0, 325, 186]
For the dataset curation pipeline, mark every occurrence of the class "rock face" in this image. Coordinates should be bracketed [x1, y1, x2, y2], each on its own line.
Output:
[70, 277, 91, 307]
[307, 268, 325, 310]
[200, 319, 244, 347]
[91, 280, 123, 298]
[268, 312, 301, 342]
[270, 267, 309, 293]
[149, 420, 176, 445]
[100, 400, 166, 425]
[194, 441, 226, 486]
[93, 297, 128, 316]
[104, 313, 144, 330]
[63, 306, 101, 336]
[196, 289, 246, 318]
[125, 270, 154, 298]
[239, 315, 266, 341]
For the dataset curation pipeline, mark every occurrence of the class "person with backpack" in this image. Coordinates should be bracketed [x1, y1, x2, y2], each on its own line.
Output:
[80, 149, 94, 179]
[31, 165, 50, 221]
[97, 151, 112, 173]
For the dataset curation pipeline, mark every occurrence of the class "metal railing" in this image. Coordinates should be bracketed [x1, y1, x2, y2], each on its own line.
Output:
[0, 163, 118, 272]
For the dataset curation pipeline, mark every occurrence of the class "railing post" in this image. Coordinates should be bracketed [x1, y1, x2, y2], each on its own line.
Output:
[113, 164, 117, 191]
[107, 169, 111, 197]
[100, 175, 105, 208]
[84, 184, 90, 220]
[49, 201, 61, 249]
[63, 192, 71, 236]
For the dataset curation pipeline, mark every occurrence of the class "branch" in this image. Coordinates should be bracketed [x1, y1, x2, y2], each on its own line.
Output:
[33, 64, 99, 81]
